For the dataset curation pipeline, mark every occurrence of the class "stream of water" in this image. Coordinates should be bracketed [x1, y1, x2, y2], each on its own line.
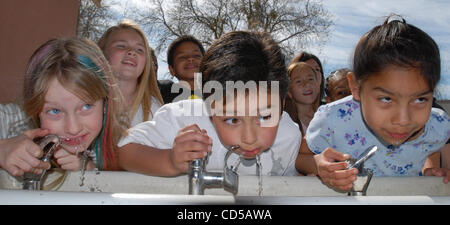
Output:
[256, 154, 263, 196]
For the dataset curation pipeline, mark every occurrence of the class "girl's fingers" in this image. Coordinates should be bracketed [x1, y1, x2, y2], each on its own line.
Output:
[334, 183, 354, 191]
[53, 148, 81, 170]
[8, 165, 24, 177]
[22, 140, 44, 159]
[23, 128, 50, 140]
[322, 148, 350, 162]
[321, 161, 350, 173]
[333, 168, 358, 179]
[15, 157, 34, 173]
[54, 148, 71, 158]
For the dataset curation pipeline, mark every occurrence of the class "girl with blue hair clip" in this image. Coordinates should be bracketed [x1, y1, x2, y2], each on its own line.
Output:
[0, 38, 129, 177]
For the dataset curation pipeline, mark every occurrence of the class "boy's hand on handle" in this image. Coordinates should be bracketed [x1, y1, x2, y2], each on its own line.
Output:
[423, 168, 450, 184]
[171, 124, 213, 173]
[0, 128, 51, 176]
[314, 147, 358, 191]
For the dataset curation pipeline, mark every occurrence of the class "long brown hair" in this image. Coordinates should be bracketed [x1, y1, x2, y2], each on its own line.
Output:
[23, 38, 129, 170]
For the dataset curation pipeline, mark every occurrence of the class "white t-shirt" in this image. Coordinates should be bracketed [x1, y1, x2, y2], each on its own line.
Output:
[130, 97, 162, 127]
[118, 99, 301, 176]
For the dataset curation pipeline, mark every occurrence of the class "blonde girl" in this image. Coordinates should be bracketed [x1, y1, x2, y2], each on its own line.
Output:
[284, 62, 321, 136]
[98, 19, 164, 126]
[15, 38, 128, 173]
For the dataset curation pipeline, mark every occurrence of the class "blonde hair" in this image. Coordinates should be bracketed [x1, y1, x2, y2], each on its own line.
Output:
[23, 38, 129, 171]
[287, 62, 316, 81]
[97, 19, 164, 121]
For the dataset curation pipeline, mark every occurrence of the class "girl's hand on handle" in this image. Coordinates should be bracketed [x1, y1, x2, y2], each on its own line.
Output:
[0, 128, 51, 176]
[314, 147, 358, 191]
[170, 124, 213, 173]
[53, 148, 82, 171]
[423, 168, 450, 184]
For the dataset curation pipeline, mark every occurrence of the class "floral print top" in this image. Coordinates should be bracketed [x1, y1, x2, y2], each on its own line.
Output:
[306, 95, 450, 176]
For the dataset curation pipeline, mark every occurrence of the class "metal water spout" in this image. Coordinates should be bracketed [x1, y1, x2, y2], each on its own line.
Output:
[22, 135, 61, 190]
[188, 146, 239, 195]
[346, 145, 378, 196]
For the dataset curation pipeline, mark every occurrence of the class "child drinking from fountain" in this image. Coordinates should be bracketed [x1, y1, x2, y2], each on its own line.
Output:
[285, 62, 321, 136]
[296, 15, 450, 191]
[118, 31, 301, 176]
[98, 19, 164, 126]
[325, 68, 352, 103]
[0, 38, 129, 176]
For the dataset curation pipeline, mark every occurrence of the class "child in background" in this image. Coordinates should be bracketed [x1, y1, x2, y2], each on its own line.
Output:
[149, 47, 159, 79]
[325, 68, 352, 103]
[0, 38, 128, 176]
[290, 51, 325, 105]
[296, 15, 449, 191]
[117, 31, 300, 176]
[98, 19, 163, 126]
[285, 62, 321, 136]
[158, 35, 206, 103]
[284, 52, 325, 134]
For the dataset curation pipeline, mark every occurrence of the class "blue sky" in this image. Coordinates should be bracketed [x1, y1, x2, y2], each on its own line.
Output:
[310, 0, 450, 100]
[111, 0, 450, 100]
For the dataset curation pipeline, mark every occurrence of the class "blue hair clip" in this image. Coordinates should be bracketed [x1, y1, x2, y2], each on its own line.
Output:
[77, 55, 103, 76]
[77, 54, 108, 89]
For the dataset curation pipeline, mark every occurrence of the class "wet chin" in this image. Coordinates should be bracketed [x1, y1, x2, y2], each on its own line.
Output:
[234, 149, 263, 159]
[61, 140, 90, 154]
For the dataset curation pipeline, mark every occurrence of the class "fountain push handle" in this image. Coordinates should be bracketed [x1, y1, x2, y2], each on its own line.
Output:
[223, 150, 239, 194]
[188, 145, 240, 195]
[346, 145, 378, 196]
[22, 135, 61, 190]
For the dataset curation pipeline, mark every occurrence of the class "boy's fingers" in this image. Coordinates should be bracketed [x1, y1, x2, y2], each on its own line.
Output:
[176, 129, 212, 145]
[180, 124, 201, 133]
[176, 141, 211, 154]
[187, 151, 208, 161]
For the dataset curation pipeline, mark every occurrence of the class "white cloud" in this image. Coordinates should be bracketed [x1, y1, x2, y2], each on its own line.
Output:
[318, 0, 450, 99]
[106, 0, 450, 99]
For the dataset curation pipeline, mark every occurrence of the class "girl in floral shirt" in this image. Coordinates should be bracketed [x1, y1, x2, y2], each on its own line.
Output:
[296, 15, 449, 191]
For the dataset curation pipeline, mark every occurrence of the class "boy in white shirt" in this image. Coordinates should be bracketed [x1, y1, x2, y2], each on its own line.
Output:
[118, 31, 301, 176]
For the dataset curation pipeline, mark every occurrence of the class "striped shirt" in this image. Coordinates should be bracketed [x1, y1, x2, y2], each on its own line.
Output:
[0, 103, 32, 139]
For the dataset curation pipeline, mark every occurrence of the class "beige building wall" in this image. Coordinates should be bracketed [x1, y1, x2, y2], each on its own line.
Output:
[0, 0, 79, 103]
